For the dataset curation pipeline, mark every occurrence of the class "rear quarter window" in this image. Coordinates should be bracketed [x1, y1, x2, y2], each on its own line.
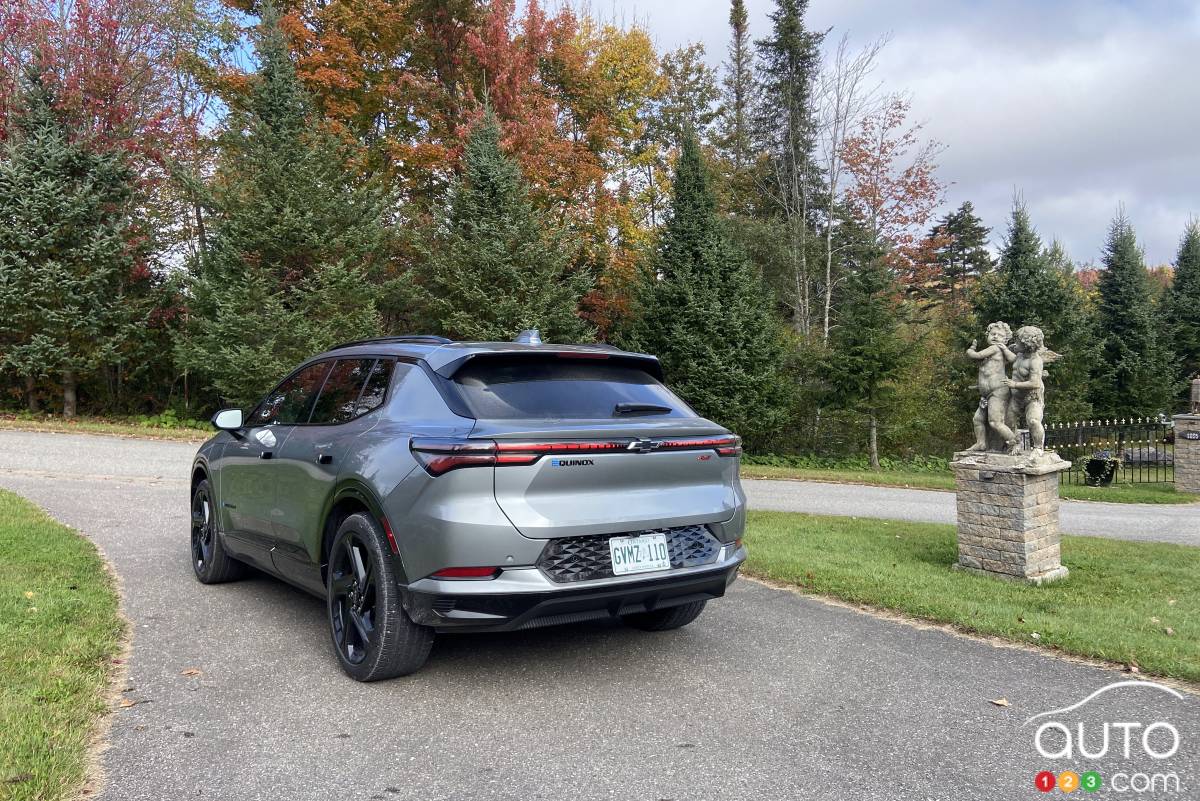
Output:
[451, 356, 694, 421]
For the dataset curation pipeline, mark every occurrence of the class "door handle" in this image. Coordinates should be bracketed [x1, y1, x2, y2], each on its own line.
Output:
[316, 453, 333, 465]
[259, 451, 274, 460]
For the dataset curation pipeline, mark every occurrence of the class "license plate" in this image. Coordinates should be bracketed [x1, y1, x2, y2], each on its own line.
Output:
[609, 533, 671, 576]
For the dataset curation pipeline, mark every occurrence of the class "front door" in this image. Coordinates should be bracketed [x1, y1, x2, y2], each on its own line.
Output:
[219, 360, 331, 551]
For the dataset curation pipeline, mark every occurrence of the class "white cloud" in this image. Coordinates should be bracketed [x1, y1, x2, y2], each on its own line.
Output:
[600, 0, 1200, 264]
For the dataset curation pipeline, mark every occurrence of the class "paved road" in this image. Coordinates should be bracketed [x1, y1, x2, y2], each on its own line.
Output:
[745, 478, 1200, 546]
[1, 430, 1197, 801]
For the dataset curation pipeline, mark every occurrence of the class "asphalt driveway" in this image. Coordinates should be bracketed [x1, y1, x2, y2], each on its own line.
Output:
[1, 430, 1197, 800]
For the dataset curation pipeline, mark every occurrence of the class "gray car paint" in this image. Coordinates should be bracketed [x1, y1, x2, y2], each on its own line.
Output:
[194, 339, 748, 623]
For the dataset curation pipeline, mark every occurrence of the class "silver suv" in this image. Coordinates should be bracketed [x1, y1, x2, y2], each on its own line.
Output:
[190, 334, 747, 680]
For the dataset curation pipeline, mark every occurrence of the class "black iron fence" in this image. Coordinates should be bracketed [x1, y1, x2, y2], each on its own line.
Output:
[1044, 418, 1175, 485]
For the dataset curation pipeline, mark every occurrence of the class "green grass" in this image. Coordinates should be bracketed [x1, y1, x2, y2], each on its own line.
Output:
[744, 510, 1200, 682]
[0, 490, 124, 801]
[741, 464, 1198, 504]
[0, 413, 210, 442]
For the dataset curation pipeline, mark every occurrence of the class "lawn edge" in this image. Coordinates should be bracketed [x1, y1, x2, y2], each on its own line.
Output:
[740, 471, 1200, 506]
[5, 491, 133, 801]
[0, 421, 208, 444]
[740, 573, 1200, 696]
[78, 541, 131, 801]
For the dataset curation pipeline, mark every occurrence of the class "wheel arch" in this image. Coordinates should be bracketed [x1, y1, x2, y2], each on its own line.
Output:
[319, 482, 405, 584]
[190, 461, 210, 494]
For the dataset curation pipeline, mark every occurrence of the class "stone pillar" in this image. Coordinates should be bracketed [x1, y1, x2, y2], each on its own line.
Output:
[1174, 415, 1200, 495]
[950, 452, 1072, 585]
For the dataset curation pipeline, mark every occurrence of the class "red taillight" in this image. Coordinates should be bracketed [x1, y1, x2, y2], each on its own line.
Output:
[411, 434, 742, 476]
[658, 435, 742, 457]
[431, 566, 500, 579]
[411, 438, 497, 476]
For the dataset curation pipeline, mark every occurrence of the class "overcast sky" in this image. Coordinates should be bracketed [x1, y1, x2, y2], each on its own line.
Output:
[596, 0, 1200, 266]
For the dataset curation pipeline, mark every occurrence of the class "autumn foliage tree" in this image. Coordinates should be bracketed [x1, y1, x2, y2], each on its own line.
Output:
[841, 95, 945, 286]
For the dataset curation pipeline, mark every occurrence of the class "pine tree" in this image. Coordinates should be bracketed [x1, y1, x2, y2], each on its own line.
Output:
[929, 201, 993, 308]
[0, 74, 147, 417]
[622, 134, 786, 447]
[412, 109, 593, 342]
[970, 202, 1094, 421]
[820, 215, 908, 468]
[175, 3, 390, 407]
[1166, 219, 1200, 397]
[753, 0, 825, 336]
[719, 0, 754, 173]
[1088, 211, 1174, 417]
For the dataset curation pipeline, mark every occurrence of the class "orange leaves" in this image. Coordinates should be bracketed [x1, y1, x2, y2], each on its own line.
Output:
[841, 95, 946, 284]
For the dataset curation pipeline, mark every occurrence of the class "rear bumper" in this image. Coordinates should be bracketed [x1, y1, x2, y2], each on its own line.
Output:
[402, 547, 745, 633]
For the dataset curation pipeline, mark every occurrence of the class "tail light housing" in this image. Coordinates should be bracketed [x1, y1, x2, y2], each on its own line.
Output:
[410, 434, 742, 476]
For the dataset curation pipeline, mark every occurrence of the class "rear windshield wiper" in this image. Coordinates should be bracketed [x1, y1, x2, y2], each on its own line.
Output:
[613, 402, 673, 416]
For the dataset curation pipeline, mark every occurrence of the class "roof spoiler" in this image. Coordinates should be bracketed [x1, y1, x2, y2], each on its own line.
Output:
[434, 349, 664, 381]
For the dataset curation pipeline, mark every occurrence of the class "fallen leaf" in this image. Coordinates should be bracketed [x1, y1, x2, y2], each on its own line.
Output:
[1165, 627, 1175, 636]
[990, 698, 1010, 707]
[119, 698, 136, 708]
[26, 607, 36, 613]
[1168, 599, 1176, 606]
[1030, 632, 1041, 640]
[1126, 664, 1140, 674]
[179, 668, 202, 677]
[23, 591, 34, 599]
[1150, 616, 1160, 624]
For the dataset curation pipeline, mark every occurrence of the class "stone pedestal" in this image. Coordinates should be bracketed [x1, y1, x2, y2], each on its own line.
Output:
[950, 451, 1072, 585]
[1174, 415, 1200, 495]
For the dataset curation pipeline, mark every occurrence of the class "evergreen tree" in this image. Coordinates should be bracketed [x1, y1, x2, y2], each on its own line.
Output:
[719, 0, 754, 173]
[412, 109, 593, 342]
[0, 74, 147, 417]
[1088, 211, 1174, 417]
[622, 134, 786, 447]
[970, 202, 1094, 421]
[929, 201, 993, 308]
[753, 0, 825, 336]
[175, 3, 390, 407]
[820, 216, 909, 468]
[1166, 219, 1200, 397]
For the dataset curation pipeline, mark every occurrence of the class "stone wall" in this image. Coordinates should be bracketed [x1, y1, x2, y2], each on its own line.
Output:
[1175, 415, 1200, 495]
[951, 454, 1069, 584]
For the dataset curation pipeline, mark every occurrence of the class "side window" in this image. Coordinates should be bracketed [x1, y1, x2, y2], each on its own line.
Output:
[309, 359, 375, 425]
[254, 362, 331, 426]
[355, 360, 399, 417]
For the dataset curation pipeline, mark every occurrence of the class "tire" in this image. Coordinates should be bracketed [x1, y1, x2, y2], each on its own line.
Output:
[621, 600, 707, 632]
[327, 513, 433, 681]
[190, 479, 247, 584]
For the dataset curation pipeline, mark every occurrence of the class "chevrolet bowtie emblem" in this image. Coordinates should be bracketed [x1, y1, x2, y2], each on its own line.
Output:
[626, 438, 661, 454]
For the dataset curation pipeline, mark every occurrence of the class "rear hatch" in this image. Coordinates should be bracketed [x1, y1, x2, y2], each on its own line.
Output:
[449, 353, 742, 539]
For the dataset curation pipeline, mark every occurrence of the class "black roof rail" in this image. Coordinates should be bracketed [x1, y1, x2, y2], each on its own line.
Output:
[330, 334, 453, 350]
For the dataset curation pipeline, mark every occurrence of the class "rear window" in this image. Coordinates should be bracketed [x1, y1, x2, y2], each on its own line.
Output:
[451, 356, 694, 420]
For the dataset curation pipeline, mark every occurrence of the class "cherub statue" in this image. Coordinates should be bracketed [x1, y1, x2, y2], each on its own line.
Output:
[966, 321, 1019, 452]
[1004, 325, 1059, 453]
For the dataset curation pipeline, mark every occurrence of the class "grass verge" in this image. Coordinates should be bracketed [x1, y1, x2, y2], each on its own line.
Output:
[741, 464, 1197, 504]
[0, 414, 210, 443]
[744, 510, 1200, 683]
[0, 490, 124, 801]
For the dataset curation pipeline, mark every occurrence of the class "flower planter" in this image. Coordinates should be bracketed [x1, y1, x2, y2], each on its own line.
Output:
[1084, 457, 1118, 487]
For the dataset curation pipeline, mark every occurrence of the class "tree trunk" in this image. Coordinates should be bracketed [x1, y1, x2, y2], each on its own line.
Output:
[62, 370, 78, 418]
[868, 409, 880, 470]
[25, 374, 38, 413]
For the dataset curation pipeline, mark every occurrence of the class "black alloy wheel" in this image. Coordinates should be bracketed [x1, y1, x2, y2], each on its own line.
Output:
[329, 533, 378, 665]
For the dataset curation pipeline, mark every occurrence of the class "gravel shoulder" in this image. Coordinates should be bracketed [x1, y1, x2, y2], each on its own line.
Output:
[1, 430, 1197, 801]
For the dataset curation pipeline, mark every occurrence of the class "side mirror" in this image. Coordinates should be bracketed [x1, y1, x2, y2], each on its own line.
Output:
[212, 408, 244, 431]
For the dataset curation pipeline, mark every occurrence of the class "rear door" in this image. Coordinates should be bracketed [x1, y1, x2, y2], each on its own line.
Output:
[271, 358, 401, 557]
[449, 355, 742, 538]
